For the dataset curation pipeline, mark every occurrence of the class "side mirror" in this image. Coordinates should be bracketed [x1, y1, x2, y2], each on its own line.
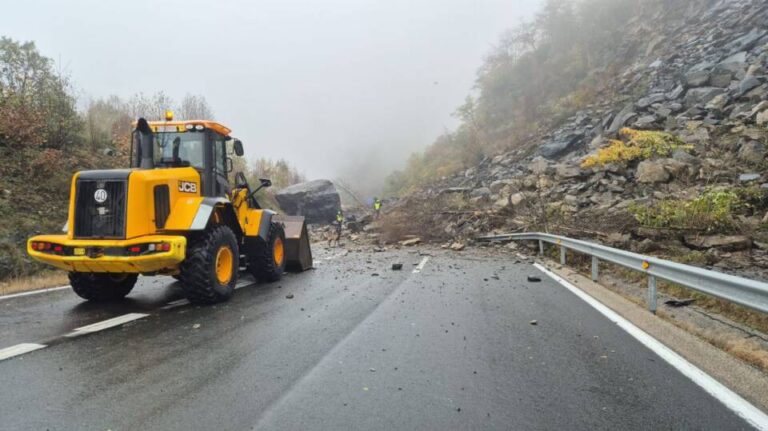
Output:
[226, 157, 234, 173]
[234, 139, 244, 157]
[259, 178, 272, 188]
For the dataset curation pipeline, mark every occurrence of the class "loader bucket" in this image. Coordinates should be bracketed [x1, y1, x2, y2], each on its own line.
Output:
[274, 215, 313, 271]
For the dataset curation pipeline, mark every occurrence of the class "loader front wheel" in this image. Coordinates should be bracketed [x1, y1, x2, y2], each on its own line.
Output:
[179, 225, 239, 304]
[69, 272, 138, 302]
[249, 223, 286, 282]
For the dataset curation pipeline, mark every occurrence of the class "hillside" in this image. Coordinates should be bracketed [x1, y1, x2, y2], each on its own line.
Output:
[384, 0, 768, 280]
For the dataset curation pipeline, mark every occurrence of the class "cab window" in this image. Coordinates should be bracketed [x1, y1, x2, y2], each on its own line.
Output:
[213, 135, 226, 175]
[153, 132, 205, 169]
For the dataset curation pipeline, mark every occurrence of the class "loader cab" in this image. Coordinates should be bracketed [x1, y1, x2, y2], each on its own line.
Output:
[131, 116, 242, 198]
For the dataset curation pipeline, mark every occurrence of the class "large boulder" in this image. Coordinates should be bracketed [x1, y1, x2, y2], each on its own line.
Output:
[539, 133, 584, 159]
[636, 160, 670, 184]
[275, 180, 341, 224]
[739, 141, 765, 162]
[683, 87, 725, 107]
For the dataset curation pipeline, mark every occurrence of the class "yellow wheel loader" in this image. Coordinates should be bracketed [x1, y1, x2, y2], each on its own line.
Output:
[27, 114, 312, 304]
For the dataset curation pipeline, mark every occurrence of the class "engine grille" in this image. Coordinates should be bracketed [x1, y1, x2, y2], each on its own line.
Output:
[154, 185, 170, 229]
[73, 180, 127, 238]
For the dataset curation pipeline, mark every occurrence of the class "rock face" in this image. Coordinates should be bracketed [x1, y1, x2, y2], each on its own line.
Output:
[388, 0, 768, 282]
[684, 235, 752, 252]
[275, 180, 341, 224]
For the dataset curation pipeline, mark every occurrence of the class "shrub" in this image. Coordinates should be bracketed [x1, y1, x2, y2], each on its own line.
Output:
[581, 128, 692, 168]
[628, 189, 743, 233]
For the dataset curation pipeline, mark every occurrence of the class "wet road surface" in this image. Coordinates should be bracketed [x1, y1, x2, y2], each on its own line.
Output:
[0, 247, 758, 430]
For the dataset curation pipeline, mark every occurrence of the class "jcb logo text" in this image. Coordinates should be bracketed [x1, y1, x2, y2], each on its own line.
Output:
[178, 181, 198, 193]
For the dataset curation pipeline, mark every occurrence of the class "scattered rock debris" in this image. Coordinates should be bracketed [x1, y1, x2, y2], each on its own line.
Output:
[665, 299, 695, 308]
[400, 238, 421, 246]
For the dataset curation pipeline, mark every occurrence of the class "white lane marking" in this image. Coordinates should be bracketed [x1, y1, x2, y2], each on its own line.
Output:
[0, 285, 70, 301]
[235, 280, 254, 290]
[163, 279, 253, 309]
[0, 343, 47, 361]
[412, 256, 430, 274]
[534, 263, 768, 430]
[65, 313, 149, 337]
[160, 299, 190, 310]
[324, 250, 348, 261]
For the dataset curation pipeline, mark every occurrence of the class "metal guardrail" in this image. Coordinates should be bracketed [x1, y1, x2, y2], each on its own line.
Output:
[476, 232, 768, 314]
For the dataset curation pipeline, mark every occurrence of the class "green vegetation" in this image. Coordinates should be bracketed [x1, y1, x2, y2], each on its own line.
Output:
[385, 0, 639, 195]
[581, 128, 692, 168]
[629, 189, 744, 233]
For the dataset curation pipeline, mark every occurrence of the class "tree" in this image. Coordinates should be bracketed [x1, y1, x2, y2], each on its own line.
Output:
[250, 157, 305, 189]
[0, 37, 82, 150]
[83, 95, 132, 150]
[178, 94, 214, 120]
[126, 91, 174, 121]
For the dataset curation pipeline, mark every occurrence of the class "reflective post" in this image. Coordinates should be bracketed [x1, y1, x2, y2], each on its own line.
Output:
[560, 246, 566, 265]
[648, 275, 657, 314]
[538, 240, 544, 256]
[591, 256, 599, 281]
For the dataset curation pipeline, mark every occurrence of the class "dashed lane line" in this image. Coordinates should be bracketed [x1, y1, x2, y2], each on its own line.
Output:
[412, 256, 430, 274]
[312, 250, 348, 267]
[235, 279, 255, 290]
[534, 263, 768, 431]
[160, 279, 253, 310]
[0, 343, 47, 361]
[64, 313, 149, 338]
[1, 277, 257, 362]
[160, 299, 190, 310]
[0, 285, 71, 301]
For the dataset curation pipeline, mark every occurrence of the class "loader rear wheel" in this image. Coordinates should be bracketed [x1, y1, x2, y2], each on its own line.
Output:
[69, 272, 138, 302]
[249, 223, 286, 282]
[179, 225, 239, 304]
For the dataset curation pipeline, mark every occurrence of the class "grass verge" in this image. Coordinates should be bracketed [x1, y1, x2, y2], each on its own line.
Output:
[0, 270, 68, 296]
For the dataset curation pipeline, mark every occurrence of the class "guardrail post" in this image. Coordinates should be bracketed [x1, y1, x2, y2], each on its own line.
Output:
[560, 246, 566, 265]
[538, 240, 544, 256]
[591, 256, 599, 281]
[648, 275, 657, 314]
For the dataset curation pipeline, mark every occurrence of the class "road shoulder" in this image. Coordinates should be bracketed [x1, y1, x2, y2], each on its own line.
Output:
[543, 260, 768, 413]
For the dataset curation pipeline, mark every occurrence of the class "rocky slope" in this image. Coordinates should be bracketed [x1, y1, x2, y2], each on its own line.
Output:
[388, 0, 768, 281]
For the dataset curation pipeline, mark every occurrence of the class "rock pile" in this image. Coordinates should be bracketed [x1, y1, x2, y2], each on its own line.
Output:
[393, 0, 768, 280]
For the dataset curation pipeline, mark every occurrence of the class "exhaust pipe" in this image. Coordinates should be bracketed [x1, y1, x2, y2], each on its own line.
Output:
[133, 118, 155, 169]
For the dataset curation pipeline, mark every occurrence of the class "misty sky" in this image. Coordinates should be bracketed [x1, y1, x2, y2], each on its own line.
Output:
[3, 0, 540, 193]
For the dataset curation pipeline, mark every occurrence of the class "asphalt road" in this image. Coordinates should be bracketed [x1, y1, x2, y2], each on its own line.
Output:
[0, 246, 758, 430]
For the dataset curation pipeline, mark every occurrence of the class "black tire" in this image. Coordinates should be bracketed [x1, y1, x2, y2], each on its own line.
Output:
[68, 272, 138, 302]
[249, 223, 286, 282]
[179, 225, 239, 304]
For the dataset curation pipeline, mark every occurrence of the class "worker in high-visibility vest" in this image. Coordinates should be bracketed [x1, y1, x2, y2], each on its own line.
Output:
[373, 197, 382, 220]
[329, 209, 344, 247]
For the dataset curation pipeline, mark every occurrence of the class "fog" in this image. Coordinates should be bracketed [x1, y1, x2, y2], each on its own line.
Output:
[2, 0, 540, 195]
